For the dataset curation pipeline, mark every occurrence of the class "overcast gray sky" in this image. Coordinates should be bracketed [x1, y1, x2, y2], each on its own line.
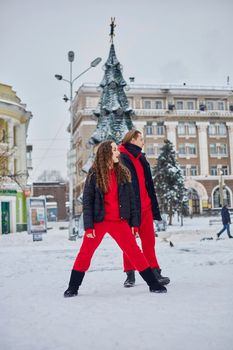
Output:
[1, 0, 233, 181]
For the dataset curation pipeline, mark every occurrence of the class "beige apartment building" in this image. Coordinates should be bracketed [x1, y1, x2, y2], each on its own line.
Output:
[71, 83, 233, 215]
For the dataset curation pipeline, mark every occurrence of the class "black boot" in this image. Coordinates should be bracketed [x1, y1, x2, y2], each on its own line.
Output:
[64, 270, 85, 298]
[124, 270, 135, 288]
[153, 268, 170, 285]
[139, 267, 167, 293]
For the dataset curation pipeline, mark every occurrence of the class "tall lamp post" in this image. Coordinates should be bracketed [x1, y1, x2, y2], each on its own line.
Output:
[219, 169, 224, 207]
[55, 52, 102, 240]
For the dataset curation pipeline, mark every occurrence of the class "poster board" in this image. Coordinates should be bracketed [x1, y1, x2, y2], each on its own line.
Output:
[27, 197, 47, 240]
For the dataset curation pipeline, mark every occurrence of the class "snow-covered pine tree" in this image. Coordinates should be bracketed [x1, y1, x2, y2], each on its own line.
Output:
[88, 43, 134, 146]
[153, 139, 187, 225]
[82, 21, 135, 175]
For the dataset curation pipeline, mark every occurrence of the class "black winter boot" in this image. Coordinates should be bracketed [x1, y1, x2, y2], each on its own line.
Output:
[153, 268, 170, 285]
[124, 270, 135, 288]
[64, 270, 85, 298]
[139, 267, 167, 293]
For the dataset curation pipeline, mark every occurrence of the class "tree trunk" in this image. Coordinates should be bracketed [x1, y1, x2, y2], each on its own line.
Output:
[168, 203, 173, 225]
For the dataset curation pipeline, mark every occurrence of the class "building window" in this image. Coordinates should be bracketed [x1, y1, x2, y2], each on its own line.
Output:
[213, 189, 220, 208]
[156, 123, 164, 135]
[219, 144, 227, 155]
[209, 143, 227, 156]
[213, 188, 231, 208]
[188, 123, 196, 135]
[178, 122, 196, 136]
[154, 144, 163, 157]
[178, 144, 186, 155]
[178, 123, 185, 135]
[219, 123, 226, 135]
[144, 100, 151, 109]
[221, 166, 228, 175]
[0, 156, 8, 175]
[210, 166, 217, 175]
[176, 101, 183, 110]
[218, 101, 224, 110]
[209, 124, 215, 135]
[155, 100, 163, 109]
[145, 125, 154, 135]
[0, 119, 8, 143]
[127, 97, 134, 108]
[146, 144, 154, 155]
[206, 101, 214, 110]
[26, 145, 33, 170]
[208, 123, 226, 136]
[178, 143, 197, 156]
[188, 144, 196, 155]
[180, 166, 186, 176]
[190, 166, 197, 176]
[187, 101, 194, 110]
[210, 144, 217, 155]
[13, 126, 17, 146]
[14, 159, 17, 175]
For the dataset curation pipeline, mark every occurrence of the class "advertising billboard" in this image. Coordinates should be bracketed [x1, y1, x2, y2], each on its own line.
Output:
[27, 197, 47, 240]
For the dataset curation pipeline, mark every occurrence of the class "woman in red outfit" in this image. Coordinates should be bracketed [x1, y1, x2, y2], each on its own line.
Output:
[64, 140, 167, 297]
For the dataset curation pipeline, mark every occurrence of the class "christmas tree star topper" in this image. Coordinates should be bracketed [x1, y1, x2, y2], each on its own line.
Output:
[110, 17, 116, 43]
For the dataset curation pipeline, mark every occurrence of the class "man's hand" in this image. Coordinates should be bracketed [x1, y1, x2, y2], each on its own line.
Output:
[85, 229, 96, 238]
[132, 227, 139, 237]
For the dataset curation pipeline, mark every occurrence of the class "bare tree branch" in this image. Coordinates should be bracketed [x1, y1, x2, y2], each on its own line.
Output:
[0, 135, 27, 190]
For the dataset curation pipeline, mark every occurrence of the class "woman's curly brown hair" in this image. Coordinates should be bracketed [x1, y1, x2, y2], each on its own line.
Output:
[90, 140, 131, 193]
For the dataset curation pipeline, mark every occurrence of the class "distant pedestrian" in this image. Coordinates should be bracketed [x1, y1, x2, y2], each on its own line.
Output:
[217, 204, 233, 239]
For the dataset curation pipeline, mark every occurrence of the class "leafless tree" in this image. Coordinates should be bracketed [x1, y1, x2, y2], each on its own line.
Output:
[0, 136, 27, 190]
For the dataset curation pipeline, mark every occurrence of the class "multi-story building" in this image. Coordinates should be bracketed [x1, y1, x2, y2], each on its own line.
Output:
[71, 83, 233, 215]
[0, 83, 32, 233]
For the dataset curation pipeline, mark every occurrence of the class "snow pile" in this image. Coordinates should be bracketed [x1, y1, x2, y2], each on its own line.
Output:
[0, 217, 233, 350]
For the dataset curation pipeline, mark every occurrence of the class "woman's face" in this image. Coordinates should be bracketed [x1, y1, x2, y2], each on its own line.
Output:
[111, 142, 120, 163]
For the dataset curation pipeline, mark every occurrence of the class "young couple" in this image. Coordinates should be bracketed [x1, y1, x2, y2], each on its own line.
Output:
[64, 130, 170, 297]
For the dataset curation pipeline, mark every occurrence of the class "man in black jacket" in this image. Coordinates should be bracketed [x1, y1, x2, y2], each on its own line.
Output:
[217, 204, 233, 239]
[119, 130, 170, 287]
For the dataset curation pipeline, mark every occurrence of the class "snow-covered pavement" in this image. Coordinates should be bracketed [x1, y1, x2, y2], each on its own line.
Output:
[0, 216, 233, 350]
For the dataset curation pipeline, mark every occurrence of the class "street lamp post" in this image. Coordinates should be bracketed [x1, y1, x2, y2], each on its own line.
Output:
[55, 52, 101, 240]
[219, 169, 224, 207]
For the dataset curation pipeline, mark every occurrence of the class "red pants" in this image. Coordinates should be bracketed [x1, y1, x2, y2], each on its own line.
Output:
[73, 220, 149, 272]
[123, 208, 160, 271]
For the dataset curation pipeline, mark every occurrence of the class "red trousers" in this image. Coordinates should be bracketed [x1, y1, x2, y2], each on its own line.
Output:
[73, 220, 149, 272]
[123, 208, 160, 271]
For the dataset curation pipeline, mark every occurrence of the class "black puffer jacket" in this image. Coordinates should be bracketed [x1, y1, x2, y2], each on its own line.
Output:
[83, 170, 139, 230]
[221, 206, 231, 225]
[119, 143, 162, 225]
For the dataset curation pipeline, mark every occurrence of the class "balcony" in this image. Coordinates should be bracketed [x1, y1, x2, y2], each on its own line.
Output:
[133, 109, 233, 118]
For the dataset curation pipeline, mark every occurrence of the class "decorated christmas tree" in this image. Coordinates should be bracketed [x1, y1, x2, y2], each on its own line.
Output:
[88, 18, 134, 146]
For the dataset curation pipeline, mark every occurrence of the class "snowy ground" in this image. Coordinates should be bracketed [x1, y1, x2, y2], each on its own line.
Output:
[0, 216, 233, 350]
